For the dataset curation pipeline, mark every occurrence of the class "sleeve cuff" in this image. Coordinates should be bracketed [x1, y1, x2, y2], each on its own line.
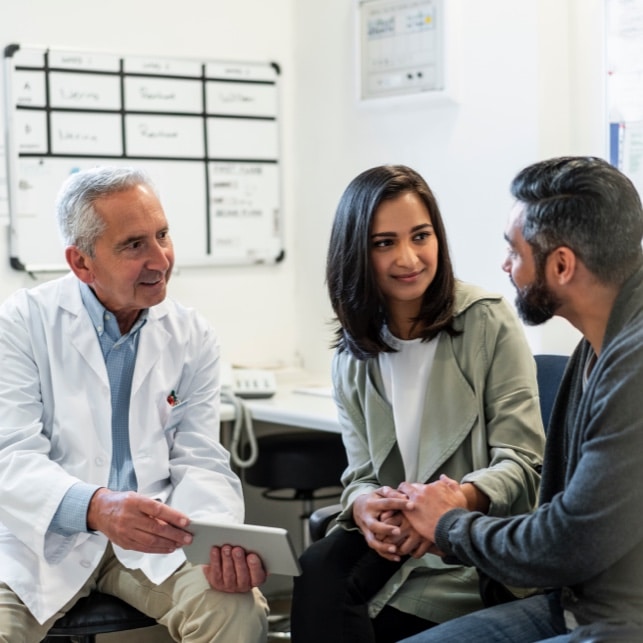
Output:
[48, 482, 102, 536]
[435, 507, 469, 564]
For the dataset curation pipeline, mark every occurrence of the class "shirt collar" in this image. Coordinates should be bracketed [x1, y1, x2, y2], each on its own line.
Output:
[79, 282, 148, 340]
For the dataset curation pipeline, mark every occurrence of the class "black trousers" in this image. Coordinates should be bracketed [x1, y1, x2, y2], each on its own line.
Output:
[290, 528, 436, 643]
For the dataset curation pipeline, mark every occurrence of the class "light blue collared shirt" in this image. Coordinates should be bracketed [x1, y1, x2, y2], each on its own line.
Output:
[49, 282, 147, 535]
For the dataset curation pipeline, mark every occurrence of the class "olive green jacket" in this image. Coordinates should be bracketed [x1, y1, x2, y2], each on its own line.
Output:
[332, 282, 545, 623]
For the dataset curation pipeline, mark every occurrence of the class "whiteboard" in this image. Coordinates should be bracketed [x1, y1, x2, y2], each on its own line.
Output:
[2, 44, 284, 272]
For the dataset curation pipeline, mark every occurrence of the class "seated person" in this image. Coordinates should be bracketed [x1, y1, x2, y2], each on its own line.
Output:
[290, 164, 545, 643]
[0, 166, 268, 642]
[397, 156, 643, 643]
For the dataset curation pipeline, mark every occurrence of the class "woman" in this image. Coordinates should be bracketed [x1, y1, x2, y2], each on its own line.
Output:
[290, 165, 545, 643]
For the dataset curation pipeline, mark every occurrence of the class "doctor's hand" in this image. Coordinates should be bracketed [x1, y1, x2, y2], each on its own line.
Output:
[352, 487, 414, 562]
[87, 488, 192, 553]
[203, 545, 267, 593]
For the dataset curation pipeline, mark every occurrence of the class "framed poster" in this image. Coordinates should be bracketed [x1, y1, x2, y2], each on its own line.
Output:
[358, 0, 444, 101]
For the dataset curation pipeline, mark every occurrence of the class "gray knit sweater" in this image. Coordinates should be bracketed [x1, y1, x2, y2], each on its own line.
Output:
[436, 264, 643, 627]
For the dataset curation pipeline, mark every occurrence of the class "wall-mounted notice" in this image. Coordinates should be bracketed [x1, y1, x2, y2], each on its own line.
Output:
[358, 0, 444, 101]
[2, 44, 283, 272]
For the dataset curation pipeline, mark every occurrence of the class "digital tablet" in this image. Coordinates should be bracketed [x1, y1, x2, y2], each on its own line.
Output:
[183, 520, 302, 576]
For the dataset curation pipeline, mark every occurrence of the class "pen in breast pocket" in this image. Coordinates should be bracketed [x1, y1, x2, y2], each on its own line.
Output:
[167, 390, 179, 406]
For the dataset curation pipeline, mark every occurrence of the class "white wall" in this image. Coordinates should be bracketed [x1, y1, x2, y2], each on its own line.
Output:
[531, 0, 606, 355]
[1, 0, 608, 379]
[293, 0, 607, 377]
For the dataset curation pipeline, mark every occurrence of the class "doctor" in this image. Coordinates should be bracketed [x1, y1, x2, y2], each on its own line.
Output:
[0, 166, 269, 642]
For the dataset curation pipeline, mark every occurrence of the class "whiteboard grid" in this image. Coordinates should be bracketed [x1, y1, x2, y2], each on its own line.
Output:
[3, 44, 284, 272]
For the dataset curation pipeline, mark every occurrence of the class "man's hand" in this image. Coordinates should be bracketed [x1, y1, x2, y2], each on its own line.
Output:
[204, 545, 267, 593]
[352, 486, 415, 561]
[377, 488, 433, 559]
[398, 475, 469, 543]
[87, 488, 192, 553]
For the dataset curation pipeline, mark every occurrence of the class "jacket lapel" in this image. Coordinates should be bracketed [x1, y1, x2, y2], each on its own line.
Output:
[62, 277, 109, 386]
[415, 337, 477, 482]
[131, 304, 171, 398]
[362, 338, 477, 483]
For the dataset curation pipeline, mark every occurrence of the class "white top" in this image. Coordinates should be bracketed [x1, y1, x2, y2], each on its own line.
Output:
[378, 327, 438, 480]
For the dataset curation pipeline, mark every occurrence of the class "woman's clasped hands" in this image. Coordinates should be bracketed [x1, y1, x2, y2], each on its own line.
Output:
[352, 484, 430, 562]
[357, 475, 470, 560]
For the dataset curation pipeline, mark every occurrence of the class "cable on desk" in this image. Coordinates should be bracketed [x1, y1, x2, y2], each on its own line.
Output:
[222, 390, 259, 468]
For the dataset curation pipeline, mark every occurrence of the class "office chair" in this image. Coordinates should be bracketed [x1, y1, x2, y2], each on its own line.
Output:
[308, 353, 569, 543]
[533, 353, 568, 435]
[243, 430, 348, 550]
[43, 591, 156, 643]
[242, 430, 348, 640]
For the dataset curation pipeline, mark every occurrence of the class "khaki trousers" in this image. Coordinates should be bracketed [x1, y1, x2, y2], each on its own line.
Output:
[0, 544, 269, 642]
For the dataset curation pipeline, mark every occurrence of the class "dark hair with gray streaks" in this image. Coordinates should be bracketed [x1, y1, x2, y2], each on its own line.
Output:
[511, 156, 643, 284]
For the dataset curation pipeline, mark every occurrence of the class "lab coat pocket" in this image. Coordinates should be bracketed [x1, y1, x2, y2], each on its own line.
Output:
[163, 399, 188, 447]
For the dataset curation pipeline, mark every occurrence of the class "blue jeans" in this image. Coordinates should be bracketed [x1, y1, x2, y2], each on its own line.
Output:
[398, 593, 570, 643]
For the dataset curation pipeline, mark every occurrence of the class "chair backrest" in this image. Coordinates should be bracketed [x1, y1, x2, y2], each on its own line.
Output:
[534, 353, 568, 432]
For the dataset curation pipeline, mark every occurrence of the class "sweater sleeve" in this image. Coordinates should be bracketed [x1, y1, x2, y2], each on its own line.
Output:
[434, 330, 643, 589]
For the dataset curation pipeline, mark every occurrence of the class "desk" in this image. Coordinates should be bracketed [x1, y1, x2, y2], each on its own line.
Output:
[245, 389, 340, 433]
[220, 376, 342, 569]
[220, 373, 340, 434]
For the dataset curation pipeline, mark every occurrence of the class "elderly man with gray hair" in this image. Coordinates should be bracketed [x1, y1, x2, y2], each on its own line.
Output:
[0, 166, 269, 642]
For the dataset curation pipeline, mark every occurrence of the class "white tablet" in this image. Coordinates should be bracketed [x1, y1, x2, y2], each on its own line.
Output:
[183, 520, 302, 576]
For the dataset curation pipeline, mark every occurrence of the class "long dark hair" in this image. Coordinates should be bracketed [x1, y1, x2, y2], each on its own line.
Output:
[326, 165, 457, 359]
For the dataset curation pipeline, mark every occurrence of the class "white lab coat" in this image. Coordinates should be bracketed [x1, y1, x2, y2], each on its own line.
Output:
[0, 272, 244, 623]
